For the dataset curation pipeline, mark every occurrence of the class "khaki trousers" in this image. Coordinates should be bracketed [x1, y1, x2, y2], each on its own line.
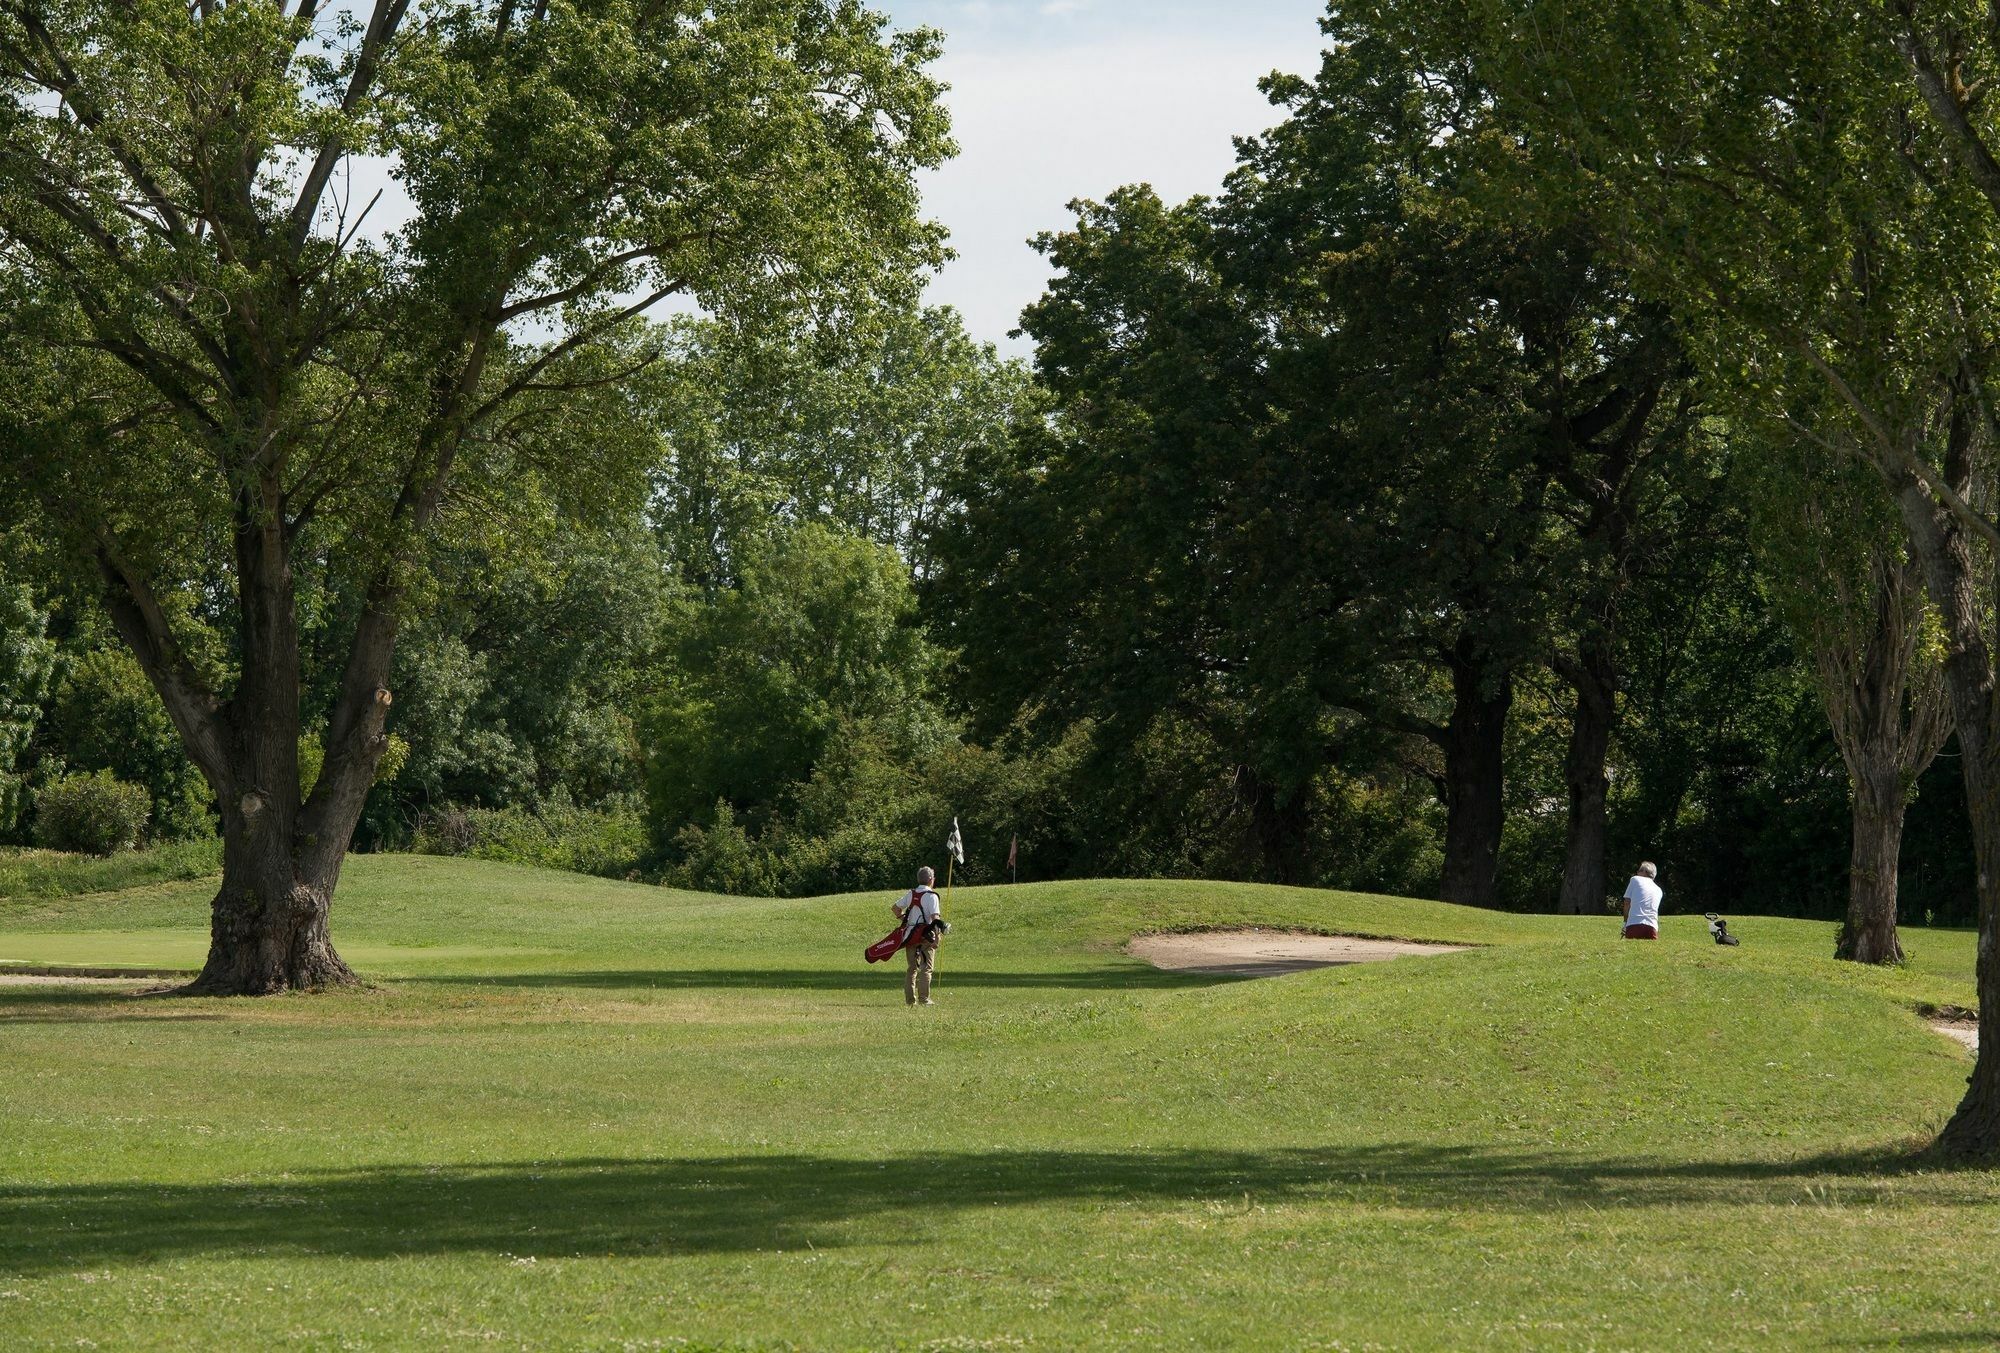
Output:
[905, 939, 937, 1004]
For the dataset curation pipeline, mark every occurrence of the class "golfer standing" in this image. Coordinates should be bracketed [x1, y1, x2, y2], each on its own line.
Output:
[1622, 861, 1663, 940]
[894, 866, 944, 1005]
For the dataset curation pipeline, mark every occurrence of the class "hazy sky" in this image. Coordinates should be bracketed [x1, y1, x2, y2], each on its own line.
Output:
[884, 1, 1330, 354]
[326, 3, 1329, 357]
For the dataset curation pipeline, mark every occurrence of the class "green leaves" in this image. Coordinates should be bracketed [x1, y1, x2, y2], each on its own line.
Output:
[0, 571, 55, 834]
[643, 521, 932, 844]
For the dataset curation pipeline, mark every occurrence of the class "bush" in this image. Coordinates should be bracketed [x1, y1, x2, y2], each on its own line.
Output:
[657, 802, 777, 896]
[48, 649, 212, 841]
[32, 770, 152, 855]
[410, 795, 646, 879]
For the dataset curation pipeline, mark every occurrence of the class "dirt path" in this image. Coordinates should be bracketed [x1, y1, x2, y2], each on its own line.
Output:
[1128, 929, 1470, 978]
[0, 962, 187, 987]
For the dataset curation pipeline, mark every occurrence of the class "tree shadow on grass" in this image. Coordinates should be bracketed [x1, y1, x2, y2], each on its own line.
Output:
[409, 965, 1235, 992]
[0, 1142, 1986, 1273]
[0, 987, 223, 1023]
[1840, 1335, 2000, 1348]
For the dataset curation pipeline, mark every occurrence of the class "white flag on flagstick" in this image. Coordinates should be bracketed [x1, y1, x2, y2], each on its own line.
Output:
[945, 817, 965, 865]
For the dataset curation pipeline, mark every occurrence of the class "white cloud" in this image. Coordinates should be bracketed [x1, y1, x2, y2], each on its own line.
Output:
[919, 27, 1321, 354]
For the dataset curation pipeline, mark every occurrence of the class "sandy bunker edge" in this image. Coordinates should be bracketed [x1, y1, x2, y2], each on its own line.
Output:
[1127, 928, 1471, 977]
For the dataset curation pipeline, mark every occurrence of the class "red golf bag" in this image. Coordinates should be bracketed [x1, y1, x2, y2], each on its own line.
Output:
[864, 926, 914, 964]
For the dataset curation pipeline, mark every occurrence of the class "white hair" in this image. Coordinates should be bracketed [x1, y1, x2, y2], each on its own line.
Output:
[1637, 861, 1657, 879]
[917, 866, 935, 886]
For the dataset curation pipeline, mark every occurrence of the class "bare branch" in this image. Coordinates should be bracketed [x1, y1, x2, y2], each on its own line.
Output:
[286, 0, 412, 253]
[2, 5, 193, 241]
[469, 279, 685, 426]
[494, 242, 679, 323]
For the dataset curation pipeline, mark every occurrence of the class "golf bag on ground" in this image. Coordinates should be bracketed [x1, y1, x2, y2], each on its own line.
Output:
[1705, 913, 1741, 947]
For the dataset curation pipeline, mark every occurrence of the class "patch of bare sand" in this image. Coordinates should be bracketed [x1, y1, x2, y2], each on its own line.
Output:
[1128, 929, 1471, 978]
[1931, 1020, 1978, 1052]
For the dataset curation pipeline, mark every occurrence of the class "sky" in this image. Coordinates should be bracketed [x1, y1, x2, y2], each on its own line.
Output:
[317, 3, 1330, 358]
[883, 1, 1330, 354]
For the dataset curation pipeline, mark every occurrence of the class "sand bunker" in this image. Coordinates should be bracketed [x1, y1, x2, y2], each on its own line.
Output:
[1128, 929, 1470, 978]
[1931, 1021, 1978, 1052]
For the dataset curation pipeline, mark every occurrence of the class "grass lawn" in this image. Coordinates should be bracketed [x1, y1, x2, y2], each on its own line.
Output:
[3, 856, 1997, 1350]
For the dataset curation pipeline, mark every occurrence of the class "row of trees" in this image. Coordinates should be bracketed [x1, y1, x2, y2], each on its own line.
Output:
[1357, 0, 2000, 1162]
[930, 10, 1958, 967]
[937, 0, 2000, 1151]
[3, 2, 1998, 1151]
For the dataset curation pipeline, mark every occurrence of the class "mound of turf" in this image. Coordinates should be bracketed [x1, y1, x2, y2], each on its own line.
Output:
[2, 857, 1995, 1349]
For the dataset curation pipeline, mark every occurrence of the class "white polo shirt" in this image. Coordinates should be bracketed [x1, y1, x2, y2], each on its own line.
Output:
[896, 888, 940, 933]
[1623, 875, 1663, 930]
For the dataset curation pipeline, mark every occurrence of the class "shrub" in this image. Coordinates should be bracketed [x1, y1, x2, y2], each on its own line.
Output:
[32, 770, 152, 855]
[657, 802, 776, 896]
[48, 648, 212, 841]
[411, 795, 646, 879]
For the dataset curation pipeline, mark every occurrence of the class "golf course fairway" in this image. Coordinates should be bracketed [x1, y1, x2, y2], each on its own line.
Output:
[3, 855, 1998, 1349]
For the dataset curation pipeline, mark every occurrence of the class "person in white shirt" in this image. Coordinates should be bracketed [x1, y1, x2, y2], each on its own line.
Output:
[893, 866, 944, 1005]
[1622, 861, 1663, 939]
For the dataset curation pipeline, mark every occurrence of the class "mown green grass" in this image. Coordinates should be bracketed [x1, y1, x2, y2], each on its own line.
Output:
[2, 857, 1996, 1350]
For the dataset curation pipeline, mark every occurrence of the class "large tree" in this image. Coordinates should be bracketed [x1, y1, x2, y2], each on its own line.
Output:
[646, 304, 1024, 589]
[0, 0, 948, 993]
[930, 187, 1317, 881]
[1220, 19, 1700, 909]
[1742, 410, 1953, 964]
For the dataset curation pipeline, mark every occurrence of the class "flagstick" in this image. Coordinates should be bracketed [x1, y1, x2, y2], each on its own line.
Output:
[940, 857, 952, 995]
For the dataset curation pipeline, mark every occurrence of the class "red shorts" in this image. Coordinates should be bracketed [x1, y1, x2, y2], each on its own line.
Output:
[1623, 924, 1658, 940]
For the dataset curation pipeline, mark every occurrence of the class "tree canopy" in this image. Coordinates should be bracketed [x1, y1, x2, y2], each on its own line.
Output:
[0, 0, 952, 992]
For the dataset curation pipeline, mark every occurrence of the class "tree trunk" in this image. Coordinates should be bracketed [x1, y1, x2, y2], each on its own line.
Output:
[182, 802, 356, 995]
[158, 492, 391, 997]
[1835, 774, 1907, 964]
[1893, 467, 2000, 1156]
[1557, 639, 1617, 915]
[1241, 763, 1310, 886]
[1440, 649, 1512, 908]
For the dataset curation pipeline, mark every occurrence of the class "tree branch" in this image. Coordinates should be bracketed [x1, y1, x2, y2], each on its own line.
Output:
[1893, 3, 2000, 213]
[1798, 344, 2000, 550]
[86, 528, 232, 790]
[285, 0, 412, 253]
[468, 279, 685, 425]
[494, 242, 679, 323]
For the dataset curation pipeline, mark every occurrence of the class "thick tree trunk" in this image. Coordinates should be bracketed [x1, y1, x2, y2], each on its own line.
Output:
[182, 805, 356, 995]
[163, 491, 390, 997]
[1893, 468, 2000, 1156]
[1557, 640, 1617, 915]
[1835, 774, 1907, 964]
[1440, 651, 1512, 908]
